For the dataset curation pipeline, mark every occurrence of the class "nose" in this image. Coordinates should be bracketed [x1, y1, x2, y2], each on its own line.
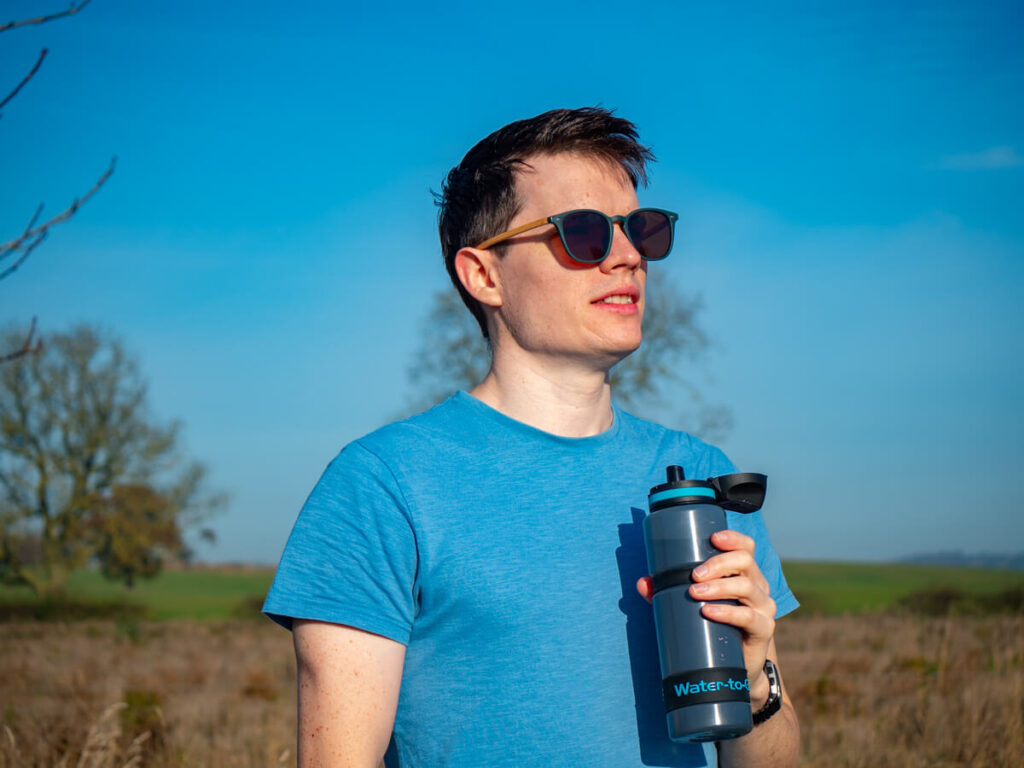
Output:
[600, 222, 643, 273]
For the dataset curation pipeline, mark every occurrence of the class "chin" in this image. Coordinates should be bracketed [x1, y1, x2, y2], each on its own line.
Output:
[615, 330, 644, 354]
[591, 322, 643, 356]
[601, 336, 643, 366]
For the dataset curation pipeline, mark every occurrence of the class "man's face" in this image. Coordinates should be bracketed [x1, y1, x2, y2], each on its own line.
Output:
[485, 152, 647, 370]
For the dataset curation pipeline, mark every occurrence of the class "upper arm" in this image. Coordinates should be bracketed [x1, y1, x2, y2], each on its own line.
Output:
[293, 619, 407, 768]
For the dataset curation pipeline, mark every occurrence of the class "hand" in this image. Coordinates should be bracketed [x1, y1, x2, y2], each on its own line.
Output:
[635, 529, 777, 707]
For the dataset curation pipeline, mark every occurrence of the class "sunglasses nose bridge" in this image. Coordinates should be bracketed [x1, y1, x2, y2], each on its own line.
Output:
[602, 214, 643, 267]
[607, 214, 629, 235]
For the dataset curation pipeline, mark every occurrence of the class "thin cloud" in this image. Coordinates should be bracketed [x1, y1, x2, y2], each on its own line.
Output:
[937, 145, 1024, 171]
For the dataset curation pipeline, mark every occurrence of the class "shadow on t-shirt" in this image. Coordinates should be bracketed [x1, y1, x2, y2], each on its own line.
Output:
[617, 506, 710, 767]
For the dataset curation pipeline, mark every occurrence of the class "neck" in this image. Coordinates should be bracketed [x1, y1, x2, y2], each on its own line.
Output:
[469, 344, 617, 438]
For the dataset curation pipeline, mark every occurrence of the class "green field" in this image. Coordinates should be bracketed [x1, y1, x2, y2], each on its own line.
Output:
[0, 568, 275, 621]
[0, 561, 1021, 620]
[783, 559, 1024, 614]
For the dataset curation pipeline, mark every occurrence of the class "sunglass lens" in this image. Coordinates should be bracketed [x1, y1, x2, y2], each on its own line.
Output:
[627, 210, 673, 260]
[561, 211, 611, 263]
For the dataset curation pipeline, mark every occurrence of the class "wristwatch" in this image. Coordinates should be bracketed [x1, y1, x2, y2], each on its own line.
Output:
[752, 659, 782, 726]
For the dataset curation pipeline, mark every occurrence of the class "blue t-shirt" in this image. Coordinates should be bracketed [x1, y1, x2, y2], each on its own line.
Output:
[264, 392, 797, 768]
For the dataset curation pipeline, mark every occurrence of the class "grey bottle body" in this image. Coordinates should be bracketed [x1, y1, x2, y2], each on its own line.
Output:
[643, 498, 752, 742]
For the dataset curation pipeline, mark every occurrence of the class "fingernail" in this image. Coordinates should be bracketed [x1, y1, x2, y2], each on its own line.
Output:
[694, 565, 709, 578]
[691, 583, 710, 596]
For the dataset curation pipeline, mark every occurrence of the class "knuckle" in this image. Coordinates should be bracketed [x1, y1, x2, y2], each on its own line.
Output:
[733, 531, 755, 550]
[721, 552, 745, 573]
[735, 576, 755, 596]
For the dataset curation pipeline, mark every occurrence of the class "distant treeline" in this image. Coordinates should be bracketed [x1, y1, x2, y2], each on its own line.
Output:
[899, 550, 1024, 570]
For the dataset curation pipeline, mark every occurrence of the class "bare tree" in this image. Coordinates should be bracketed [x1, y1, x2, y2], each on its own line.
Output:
[407, 277, 733, 442]
[1, 0, 115, 364]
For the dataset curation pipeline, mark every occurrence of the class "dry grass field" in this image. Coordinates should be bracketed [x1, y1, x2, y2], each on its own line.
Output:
[1, 614, 1021, 767]
[776, 614, 1023, 767]
[0, 620, 296, 767]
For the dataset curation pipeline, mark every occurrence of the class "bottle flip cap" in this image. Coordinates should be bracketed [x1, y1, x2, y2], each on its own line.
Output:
[648, 466, 767, 514]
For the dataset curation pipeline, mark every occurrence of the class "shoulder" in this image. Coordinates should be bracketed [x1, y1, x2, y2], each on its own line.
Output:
[324, 394, 468, 475]
[316, 393, 485, 499]
[354, 393, 472, 453]
[614, 406, 736, 480]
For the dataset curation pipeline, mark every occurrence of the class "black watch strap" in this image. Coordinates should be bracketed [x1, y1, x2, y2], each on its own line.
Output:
[752, 659, 782, 726]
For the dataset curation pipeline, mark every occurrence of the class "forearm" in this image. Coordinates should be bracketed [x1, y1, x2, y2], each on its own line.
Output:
[717, 684, 799, 768]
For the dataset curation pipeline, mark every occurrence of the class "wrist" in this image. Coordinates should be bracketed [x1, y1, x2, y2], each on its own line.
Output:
[751, 659, 783, 726]
[748, 669, 770, 711]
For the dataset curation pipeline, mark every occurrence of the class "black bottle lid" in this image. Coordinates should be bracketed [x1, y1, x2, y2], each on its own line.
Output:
[647, 466, 768, 514]
[648, 465, 718, 511]
[710, 473, 767, 514]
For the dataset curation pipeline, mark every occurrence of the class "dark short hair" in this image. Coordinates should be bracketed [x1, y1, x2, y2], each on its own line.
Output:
[437, 107, 655, 339]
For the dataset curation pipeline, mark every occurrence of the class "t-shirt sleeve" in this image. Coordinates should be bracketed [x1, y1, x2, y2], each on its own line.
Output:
[262, 441, 418, 644]
[700, 444, 800, 620]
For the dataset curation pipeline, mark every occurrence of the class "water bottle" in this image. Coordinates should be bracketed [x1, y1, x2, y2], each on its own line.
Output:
[644, 465, 767, 743]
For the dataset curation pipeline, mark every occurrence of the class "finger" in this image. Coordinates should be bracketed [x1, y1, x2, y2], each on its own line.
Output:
[693, 549, 757, 581]
[694, 550, 770, 595]
[636, 576, 653, 603]
[690, 577, 776, 615]
[710, 529, 755, 555]
[701, 601, 776, 641]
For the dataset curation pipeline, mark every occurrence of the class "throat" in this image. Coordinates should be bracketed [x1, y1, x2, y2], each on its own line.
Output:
[469, 367, 615, 438]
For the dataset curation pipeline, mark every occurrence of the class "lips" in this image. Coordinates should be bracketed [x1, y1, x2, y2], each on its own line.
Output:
[591, 286, 641, 306]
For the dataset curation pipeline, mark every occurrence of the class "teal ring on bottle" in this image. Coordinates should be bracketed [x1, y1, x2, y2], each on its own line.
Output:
[649, 487, 717, 504]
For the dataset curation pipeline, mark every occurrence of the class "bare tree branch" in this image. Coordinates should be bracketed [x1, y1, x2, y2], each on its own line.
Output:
[0, 48, 48, 116]
[0, 1, 107, 369]
[22, 203, 45, 235]
[0, 318, 42, 365]
[0, 157, 116, 278]
[0, 0, 93, 34]
[0, 231, 47, 283]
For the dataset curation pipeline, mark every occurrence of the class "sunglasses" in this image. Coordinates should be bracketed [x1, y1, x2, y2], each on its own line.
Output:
[475, 207, 679, 264]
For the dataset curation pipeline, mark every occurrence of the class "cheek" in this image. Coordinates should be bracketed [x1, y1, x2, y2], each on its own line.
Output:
[512, 276, 566, 324]
[636, 268, 648, 315]
[499, 273, 583, 343]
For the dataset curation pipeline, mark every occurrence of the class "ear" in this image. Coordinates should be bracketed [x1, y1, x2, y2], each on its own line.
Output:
[454, 247, 503, 308]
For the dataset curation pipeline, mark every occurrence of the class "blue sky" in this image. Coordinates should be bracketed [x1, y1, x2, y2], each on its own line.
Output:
[2, 0, 1021, 563]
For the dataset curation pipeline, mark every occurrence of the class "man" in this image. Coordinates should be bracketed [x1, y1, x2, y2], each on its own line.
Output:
[264, 107, 799, 767]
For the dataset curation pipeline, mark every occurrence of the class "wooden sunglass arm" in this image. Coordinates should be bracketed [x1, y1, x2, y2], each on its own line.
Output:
[475, 217, 551, 250]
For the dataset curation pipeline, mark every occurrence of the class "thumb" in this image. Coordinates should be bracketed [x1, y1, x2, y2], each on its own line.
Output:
[636, 576, 653, 604]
